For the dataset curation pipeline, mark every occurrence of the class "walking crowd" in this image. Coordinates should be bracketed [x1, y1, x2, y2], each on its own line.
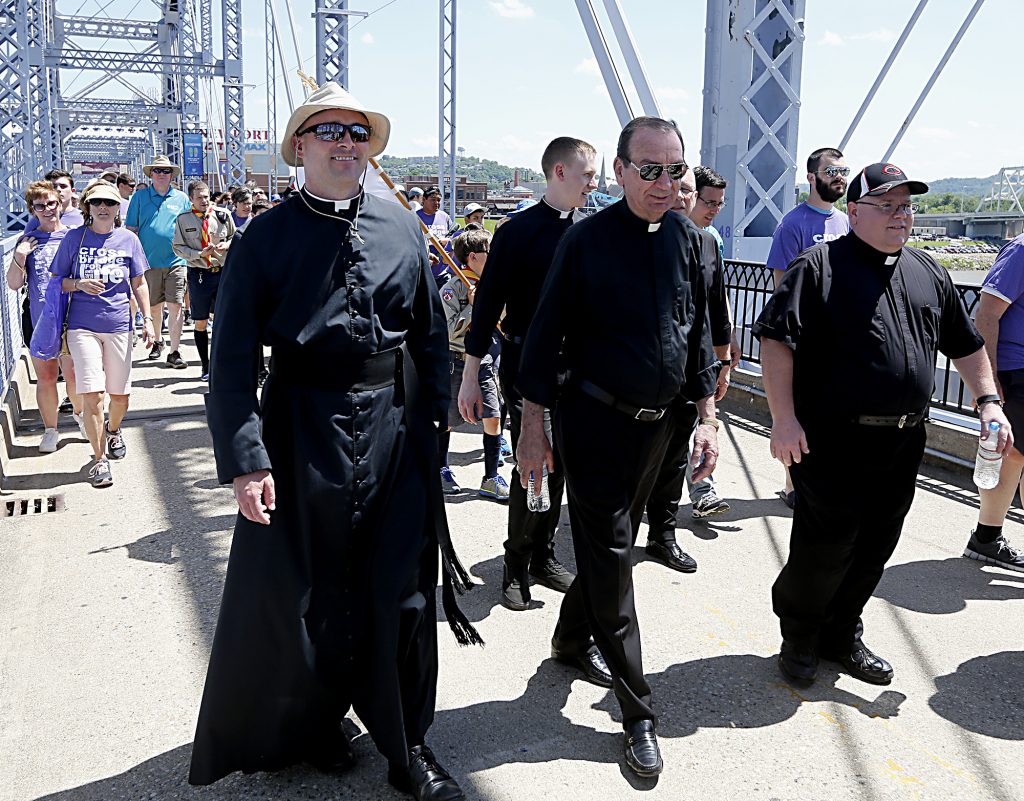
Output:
[7, 81, 1024, 799]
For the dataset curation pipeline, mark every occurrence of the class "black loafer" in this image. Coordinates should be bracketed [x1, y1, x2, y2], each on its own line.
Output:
[500, 564, 531, 611]
[645, 540, 697, 573]
[304, 722, 356, 774]
[778, 641, 818, 686]
[822, 641, 894, 685]
[388, 745, 465, 801]
[551, 642, 613, 688]
[624, 718, 662, 777]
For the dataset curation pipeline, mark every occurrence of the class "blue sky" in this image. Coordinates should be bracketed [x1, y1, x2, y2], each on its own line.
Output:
[59, 0, 1021, 182]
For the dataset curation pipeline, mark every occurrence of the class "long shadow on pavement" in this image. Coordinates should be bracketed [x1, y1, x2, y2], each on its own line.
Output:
[928, 651, 1024, 740]
[876, 556, 1024, 614]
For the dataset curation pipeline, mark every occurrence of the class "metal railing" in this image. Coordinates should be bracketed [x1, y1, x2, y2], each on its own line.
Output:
[1, 234, 24, 405]
[724, 259, 983, 417]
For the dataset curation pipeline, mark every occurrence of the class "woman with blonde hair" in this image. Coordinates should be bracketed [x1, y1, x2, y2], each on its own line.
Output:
[50, 181, 156, 487]
[6, 180, 84, 452]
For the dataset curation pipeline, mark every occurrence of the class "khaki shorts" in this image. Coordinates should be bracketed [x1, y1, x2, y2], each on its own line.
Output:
[66, 329, 133, 395]
[145, 265, 187, 305]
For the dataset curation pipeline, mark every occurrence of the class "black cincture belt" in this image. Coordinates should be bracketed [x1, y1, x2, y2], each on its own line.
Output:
[579, 380, 667, 422]
[270, 348, 400, 392]
[854, 412, 926, 428]
[449, 350, 466, 362]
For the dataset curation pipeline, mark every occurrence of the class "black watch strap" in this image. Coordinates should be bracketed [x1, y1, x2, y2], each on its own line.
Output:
[976, 394, 1002, 408]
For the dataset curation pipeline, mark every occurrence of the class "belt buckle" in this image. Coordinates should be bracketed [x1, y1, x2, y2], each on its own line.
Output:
[898, 414, 908, 429]
[635, 407, 664, 422]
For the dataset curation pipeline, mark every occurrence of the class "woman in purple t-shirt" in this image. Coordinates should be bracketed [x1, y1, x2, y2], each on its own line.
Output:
[5, 180, 82, 454]
[50, 181, 156, 488]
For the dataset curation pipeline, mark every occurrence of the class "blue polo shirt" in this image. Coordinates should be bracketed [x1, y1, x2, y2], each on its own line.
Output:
[125, 185, 190, 268]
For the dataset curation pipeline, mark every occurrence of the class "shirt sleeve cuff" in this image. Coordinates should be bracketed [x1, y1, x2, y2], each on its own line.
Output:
[751, 321, 796, 349]
[515, 373, 557, 410]
[981, 285, 1014, 304]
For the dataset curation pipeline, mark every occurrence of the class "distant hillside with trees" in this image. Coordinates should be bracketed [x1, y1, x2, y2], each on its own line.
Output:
[378, 155, 544, 189]
[795, 173, 1014, 214]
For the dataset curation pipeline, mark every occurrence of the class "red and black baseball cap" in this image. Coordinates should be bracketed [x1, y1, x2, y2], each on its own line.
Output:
[847, 162, 929, 204]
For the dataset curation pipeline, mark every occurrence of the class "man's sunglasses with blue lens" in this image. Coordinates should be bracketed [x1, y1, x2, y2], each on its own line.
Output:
[626, 161, 688, 182]
[297, 122, 373, 143]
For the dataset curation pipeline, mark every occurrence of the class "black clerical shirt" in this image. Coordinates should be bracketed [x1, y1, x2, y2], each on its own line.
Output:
[464, 198, 573, 357]
[684, 215, 733, 348]
[752, 232, 983, 420]
[516, 199, 718, 411]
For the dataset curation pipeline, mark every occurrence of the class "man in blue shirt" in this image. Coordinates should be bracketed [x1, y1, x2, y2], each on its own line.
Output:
[126, 155, 192, 368]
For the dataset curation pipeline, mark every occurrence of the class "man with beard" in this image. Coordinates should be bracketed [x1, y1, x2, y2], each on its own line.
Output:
[189, 82, 478, 801]
[767, 147, 851, 508]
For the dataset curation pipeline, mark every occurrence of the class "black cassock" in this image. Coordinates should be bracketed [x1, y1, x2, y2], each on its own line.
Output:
[188, 189, 478, 786]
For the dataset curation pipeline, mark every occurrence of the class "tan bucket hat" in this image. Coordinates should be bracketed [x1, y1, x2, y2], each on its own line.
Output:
[281, 81, 391, 166]
[142, 154, 181, 178]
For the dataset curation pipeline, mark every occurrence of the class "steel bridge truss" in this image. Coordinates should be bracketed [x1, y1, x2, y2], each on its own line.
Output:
[977, 167, 1024, 215]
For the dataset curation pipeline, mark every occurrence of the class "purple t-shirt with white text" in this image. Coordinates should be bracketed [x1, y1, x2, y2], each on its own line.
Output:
[22, 227, 70, 327]
[50, 227, 150, 334]
[767, 202, 850, 272]
[981, 234, 1024, 371]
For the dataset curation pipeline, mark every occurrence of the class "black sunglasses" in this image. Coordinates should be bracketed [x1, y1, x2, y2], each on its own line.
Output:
[296, 122, 373, 143]
[626, 160, 688, 182]
[88, 198, 120, 207]
[151, 168, 173, 175]
[32, 199, 59, 211]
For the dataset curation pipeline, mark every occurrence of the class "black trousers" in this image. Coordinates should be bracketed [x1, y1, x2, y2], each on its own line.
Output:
[498, 341, 565, 574]
[645, 400, 700, 543]
[773, 419, 926, 652]
[554, 389, 674, 726]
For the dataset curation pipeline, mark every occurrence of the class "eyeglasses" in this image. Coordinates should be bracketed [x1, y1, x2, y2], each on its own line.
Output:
[151, 168, 173, 175]
[87, 198, 120, 207]
[819, 166, 850, 178]
[32, 199, 59, 212]
[296, 122, 373, 143]
[678, 187, 697, 197]
[855, 200, 918, 215]
[697, 195, 726, 210]
[626, 161, 688, 182]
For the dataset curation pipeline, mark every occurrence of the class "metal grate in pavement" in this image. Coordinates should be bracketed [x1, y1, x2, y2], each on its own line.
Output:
[2, 494, 66, 517]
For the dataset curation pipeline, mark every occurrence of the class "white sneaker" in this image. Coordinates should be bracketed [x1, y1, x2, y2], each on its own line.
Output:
[72, 412, 88, 440]
[39, 428, 59, 453]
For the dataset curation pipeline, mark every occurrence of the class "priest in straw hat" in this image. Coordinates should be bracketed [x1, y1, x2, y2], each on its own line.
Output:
[189, 81, 478, 801]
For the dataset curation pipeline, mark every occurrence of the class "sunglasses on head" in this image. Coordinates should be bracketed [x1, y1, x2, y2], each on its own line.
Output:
[820, 166, 850, 178]
[87, 198, 120, 207]
[626, 161, 688, 182]
[296, 122, 373, 143]
[32, 199, 59, 212]
[151, 167, 173, 175]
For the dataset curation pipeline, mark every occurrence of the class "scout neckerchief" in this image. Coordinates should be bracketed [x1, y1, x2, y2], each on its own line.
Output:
[193, 206, 211, 266]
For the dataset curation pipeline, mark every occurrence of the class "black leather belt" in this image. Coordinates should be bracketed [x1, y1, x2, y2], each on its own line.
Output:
[450, 350, 466, 362]
[854, 412, 926, 428]
[270, 348, 400, 391]
[579, 379, 667, 422]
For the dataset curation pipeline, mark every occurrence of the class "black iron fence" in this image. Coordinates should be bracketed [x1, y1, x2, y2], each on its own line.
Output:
[724, 259, 983, 417]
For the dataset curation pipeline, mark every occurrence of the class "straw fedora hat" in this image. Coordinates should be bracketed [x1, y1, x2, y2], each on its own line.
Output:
[281, 81, 391, 166]
[142, 154, 181, 178]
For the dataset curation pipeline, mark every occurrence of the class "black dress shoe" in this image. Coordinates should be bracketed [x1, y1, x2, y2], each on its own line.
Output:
[645, 540, 697, 573]
[778, 641, 818, 686]
[500, 563, 531, 611]
[624, 718, 663, 777]
[388, 745, 465, 801]
[304, 723, 357, 774]
[551, 642, 613, 688]
[822, 641, 894, 685]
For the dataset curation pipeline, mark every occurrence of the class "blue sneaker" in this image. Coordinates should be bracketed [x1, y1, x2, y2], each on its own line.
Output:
[440, 466, 461, 495]
[479, 474, 510, 501]
[499, 435, 513, 463]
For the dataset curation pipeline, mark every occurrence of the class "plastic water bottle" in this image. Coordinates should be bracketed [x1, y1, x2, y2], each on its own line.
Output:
[527, 466, 551, 512]
[973, 421, 1003, 490]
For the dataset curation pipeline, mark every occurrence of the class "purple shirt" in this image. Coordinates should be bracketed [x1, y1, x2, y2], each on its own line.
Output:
[767, 202, 850, 272]
[51, 227, 150, 334]
[24, 207, 84, 235]
[417, 209, 454, 280]
[21, 227, 70, 327]
[981, 234, 1024, 371]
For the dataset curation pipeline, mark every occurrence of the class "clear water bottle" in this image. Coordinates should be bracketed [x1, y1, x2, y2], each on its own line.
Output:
[527, 466, 551, 512]
[973, 421, 1003, 490]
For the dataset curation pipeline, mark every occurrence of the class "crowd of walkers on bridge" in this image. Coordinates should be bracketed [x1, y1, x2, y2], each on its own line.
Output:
[7, 80, 1024, 797]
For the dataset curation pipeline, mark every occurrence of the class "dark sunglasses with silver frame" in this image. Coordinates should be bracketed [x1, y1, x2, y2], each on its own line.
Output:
[296, 122, 373, 143]
[820, 166, 850, 178]
[625, 160, 688, 182]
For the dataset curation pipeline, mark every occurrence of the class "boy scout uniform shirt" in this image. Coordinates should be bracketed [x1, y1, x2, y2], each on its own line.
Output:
[171, 206, 237, 270]
[753, 232, 984, 420]
[439, 273, 475, 352]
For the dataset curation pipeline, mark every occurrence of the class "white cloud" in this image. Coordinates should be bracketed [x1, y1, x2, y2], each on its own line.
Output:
[850, 28, 896, 43]
[818, 30, 845, 47]
[360, 32, 374, 45]
[574, 57, 600, 77]
[655, 86, 690, 103]
[489, 0, 534, 19]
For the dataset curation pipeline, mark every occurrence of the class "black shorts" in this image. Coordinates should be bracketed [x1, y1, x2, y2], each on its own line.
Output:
[187, 268, 221, 321]
[997, 369, 1024, 456]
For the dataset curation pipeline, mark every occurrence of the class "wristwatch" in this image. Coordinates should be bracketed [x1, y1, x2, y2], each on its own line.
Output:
[975, 394, 1003, 409]
[698, 417, 721, 430]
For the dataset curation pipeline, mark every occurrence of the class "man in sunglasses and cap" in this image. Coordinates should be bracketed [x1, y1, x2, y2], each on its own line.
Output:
[189, 82, 478, 801]
[516, 116, 719, 778]
[754, 162, 1011, 690]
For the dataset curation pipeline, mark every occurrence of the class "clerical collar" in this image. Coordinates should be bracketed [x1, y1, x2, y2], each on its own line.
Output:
[850, 231, 902, 267]
[541, 196, 573, 219]
[300, 186, 362, 216]
[615, 197, 665, 234]
[648, 222, 661, 233]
